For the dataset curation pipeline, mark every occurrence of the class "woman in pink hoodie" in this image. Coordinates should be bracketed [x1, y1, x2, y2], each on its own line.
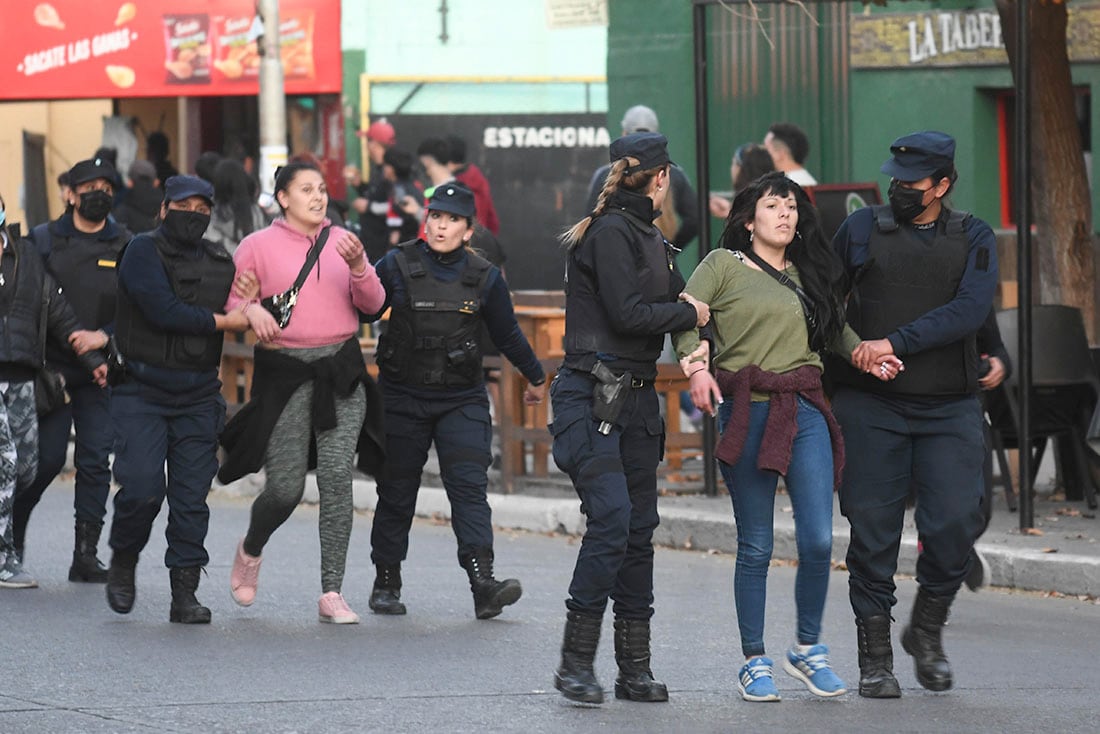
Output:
[223, 160, 386, 624]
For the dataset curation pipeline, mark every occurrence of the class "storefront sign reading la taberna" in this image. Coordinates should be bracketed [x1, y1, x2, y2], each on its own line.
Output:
[851, 4, 1100, 69]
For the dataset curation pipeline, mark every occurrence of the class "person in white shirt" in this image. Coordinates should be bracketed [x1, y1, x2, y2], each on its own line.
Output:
[764, 122, 818, 187]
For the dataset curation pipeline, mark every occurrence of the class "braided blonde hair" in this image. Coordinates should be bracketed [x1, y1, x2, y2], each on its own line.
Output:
[560, 158, 664, 248]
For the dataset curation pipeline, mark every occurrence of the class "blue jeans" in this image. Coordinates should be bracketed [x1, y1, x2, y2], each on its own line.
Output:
[717, 397, 835, 657]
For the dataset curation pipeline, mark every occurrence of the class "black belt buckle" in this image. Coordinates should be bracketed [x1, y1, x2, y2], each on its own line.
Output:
[630, 377, 646, 389]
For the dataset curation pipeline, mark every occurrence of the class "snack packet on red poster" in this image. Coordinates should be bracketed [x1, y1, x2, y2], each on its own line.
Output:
[212, 14, 259, 81]
[163, 14, 211, 84]
[279, 10, 315, 80]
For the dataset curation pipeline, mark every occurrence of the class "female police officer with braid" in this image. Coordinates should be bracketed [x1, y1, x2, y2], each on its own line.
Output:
[551, 132, 709, 705]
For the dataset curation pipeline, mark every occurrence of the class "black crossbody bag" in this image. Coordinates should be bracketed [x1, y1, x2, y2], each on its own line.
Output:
[261, 225, 332, 328]
[742, 248, 823, 352]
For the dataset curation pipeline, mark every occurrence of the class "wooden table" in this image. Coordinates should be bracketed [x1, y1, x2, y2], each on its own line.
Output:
[497, 306, 566, 491]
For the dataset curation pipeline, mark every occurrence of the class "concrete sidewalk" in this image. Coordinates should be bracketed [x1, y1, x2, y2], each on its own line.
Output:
[216, 457, 1100, 598]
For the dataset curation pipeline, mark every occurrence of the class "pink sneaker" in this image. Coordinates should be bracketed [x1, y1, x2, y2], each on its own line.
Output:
[318, 591, 360, 624]
[229, 539, 262, 607]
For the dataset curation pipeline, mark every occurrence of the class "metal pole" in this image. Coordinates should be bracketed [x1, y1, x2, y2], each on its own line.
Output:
[257, 0, 287, 203]
[1015, 0, 1033, 530]
[692, 1, 718, 497]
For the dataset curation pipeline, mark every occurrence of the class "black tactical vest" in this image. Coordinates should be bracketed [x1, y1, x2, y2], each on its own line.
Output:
[376, 244, 492, 388]
[114, 233, 235, 371]
[836, 205, 977, 396]
[32, 220, 127, 331]
[562, 208, 677, 373]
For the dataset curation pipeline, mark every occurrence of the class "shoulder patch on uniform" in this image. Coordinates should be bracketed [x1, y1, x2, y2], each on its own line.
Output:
[976, 248, 990, 272]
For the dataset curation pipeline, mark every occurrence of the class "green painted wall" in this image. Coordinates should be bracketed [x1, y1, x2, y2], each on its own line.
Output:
[850, 66, 1011, 225]
[607, 0, 697, 256]
[851, 59, 1100, 230]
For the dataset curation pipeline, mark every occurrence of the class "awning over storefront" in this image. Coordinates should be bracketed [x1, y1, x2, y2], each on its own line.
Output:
[1, 0, 341, 100]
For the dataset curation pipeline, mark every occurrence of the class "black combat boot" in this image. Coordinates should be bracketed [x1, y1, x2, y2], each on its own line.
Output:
[106, 551, 138, 614]
[856, 614, 901, 698]
[368, 563, 407, 615]
[169, 567, 211, 624]
[459, 548, 522, 620]
[69, 520, 109, 583]
[555, 610, 604, 704]
[613, 618, 669, 702]
[901, 588, 954, 691]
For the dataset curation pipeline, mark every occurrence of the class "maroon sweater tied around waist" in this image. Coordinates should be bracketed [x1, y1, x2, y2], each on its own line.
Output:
[714, 364, 845, 489]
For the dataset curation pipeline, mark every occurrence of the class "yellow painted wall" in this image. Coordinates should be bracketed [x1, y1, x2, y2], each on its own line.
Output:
[0, 99, 113, 228]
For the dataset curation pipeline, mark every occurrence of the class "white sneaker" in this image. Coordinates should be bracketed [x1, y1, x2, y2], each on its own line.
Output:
[0, 555, 38, 589]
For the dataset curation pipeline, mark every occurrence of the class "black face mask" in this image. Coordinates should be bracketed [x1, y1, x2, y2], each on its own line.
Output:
[76, 190, 113, 223]
[887, 180, 930, 223]
[162, 209, 211, 243]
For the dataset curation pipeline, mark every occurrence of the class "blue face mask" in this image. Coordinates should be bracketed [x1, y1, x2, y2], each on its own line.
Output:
[0, 209, 6, 228]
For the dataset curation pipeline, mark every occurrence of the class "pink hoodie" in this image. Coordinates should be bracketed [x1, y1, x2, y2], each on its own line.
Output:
[229, 218, 386, 349]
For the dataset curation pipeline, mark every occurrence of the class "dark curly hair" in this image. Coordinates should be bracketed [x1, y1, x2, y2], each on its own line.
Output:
[719, 171, 848, 351]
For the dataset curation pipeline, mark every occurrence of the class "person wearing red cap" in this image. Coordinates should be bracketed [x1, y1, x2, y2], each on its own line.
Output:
[354, 118, 397, 263]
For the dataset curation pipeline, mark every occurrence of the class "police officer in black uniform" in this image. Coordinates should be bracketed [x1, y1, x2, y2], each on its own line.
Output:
[550, 132, 709, 705]
[367, 182, 547, 620]
[830, 131, 997, 697]
[13, 157, 129, 583]
[105, 175, 249, 624]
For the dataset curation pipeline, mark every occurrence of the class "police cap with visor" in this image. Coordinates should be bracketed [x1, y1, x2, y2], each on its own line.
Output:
[610, 132, 673, 175]
[69, 158, 120, 187]
[880, 131, 956, 182]
[428, 182, 476, 218]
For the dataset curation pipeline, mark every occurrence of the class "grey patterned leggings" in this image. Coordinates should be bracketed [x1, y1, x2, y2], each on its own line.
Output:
[0, 381, 38, 557]
[243, 344, 366, 593]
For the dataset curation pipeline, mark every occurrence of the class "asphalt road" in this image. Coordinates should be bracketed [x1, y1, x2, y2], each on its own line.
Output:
[3, 486, 1099, 733]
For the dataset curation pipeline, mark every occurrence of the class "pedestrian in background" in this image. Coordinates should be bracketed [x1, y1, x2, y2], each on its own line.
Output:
[15, 158, 129, 586]
[366, 182, 545, 620]
[446, 134, 500, 235]
[830, 131, 996, 697]
[220, 161, 387, 625]
[585, 105, 699, 249]
[763, 122, 817, 187]
[675, 171, 902, 702]
[0, 192, 107, 589]
[551, 132, 708, 705]
[708, 142, 776, 220]
[104, 175, 250, 623]
[114, 160, 163, 234]
[207, 158, 267, 255]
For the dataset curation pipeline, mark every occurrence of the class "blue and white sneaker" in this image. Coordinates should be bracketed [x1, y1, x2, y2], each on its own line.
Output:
[738, 656, 780, 702]
[783, 644, 847, 697]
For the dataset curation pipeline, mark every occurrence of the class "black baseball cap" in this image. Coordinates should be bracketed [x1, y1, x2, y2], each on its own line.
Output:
[164, 175, 214, 205]
[609, 132, 673, 174]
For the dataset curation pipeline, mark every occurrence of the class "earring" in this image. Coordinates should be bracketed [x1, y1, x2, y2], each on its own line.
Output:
[749, 230, 754, 243]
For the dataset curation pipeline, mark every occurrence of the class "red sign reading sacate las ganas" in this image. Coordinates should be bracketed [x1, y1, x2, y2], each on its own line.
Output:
[1, 0, 341, 100]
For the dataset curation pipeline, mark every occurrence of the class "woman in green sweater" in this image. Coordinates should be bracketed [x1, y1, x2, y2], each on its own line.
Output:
[674, 171, 901, 703]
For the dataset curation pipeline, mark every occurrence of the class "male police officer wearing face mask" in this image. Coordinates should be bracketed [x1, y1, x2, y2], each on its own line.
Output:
[829, 131, 997, 698]
[13, 158, 130, 584]
[105, 175, 249, 624]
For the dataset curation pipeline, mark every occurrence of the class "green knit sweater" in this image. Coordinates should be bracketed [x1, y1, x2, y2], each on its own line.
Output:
[672, 248, 860, 396]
